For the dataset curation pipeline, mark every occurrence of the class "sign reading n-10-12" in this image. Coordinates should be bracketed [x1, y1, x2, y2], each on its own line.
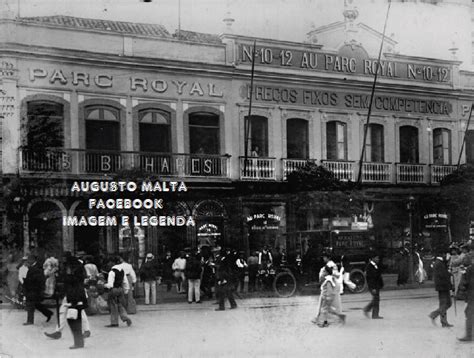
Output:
[237, 43, 452, 84]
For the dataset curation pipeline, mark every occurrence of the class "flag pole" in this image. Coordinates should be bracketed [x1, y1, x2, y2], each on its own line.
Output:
[356, 1, 391, 186]
[457, 104, 474, 169]
[244, 40, 257, 176]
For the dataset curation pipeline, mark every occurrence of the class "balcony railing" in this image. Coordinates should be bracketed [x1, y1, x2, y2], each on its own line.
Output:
[430, 164, 457, 184]
[282, 158, 316, 180]
[361, 162, 392, 183]
[19, 148, 459, 185]
[321, 160, 355, 181]
[396, 163, 425, 184]
[20, 147, 231, 178]
[240, 157, 276, 180]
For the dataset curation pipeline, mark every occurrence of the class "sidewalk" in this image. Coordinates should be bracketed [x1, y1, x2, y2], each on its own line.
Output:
[132, 275, 434, 305]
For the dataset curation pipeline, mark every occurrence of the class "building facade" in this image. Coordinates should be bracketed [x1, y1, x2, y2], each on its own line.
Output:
[1, 10, 474, 266]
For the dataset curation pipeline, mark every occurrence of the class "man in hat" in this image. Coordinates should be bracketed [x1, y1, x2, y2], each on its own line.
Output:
[363, 253, 384, 319]
[429, 251, 453, 327]
[139, 253, 159, 305]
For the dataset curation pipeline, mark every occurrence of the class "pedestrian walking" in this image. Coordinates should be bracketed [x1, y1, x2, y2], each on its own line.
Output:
[215, 252, 237, 311]
[116, 255, 137, 314]
[312, 254, 346, 327]
[456, 260, 474, 342]
[23, 254, 53, 325]
[363, 253, 384, 319]
[44, 252, 91, 340]
[337, 255, 356, 295]
[429, 251, 453, 327]
[451, 244, 471, 295]
[104, 256, 132, 328]
[139, 253, 159, 305]
[63, 253, 88, 349]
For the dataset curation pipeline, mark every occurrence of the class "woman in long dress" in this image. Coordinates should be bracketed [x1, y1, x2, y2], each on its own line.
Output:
[312, 254, 346, 327]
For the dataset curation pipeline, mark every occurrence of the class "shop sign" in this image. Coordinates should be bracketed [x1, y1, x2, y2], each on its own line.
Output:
[198, 223, 221, 237]
[246, 213, 281, 231]
[329, 217, 351, 229]
[237, 43, 451, 84]
[423, 213, 448, 229]
[242, 84, 452, 116]
[333, 233, 366, 249]
[28, 68, 224, 97]
[351, 222, 368, 231]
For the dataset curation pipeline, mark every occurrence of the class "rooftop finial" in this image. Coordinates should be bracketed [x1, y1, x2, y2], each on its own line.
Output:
[343, 0, 359, 42]
[223, 11, 235, 33]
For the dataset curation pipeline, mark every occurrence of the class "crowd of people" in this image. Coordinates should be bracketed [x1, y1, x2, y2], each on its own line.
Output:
[5, 240, 474, 347]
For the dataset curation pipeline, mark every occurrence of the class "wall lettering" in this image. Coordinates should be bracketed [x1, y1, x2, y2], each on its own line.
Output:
[28, 68, 224, 98]
[238, 44, 452, 84]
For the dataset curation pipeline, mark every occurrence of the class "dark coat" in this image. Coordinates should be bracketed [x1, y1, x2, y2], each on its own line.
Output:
[162, 256, 174, 280]
[64, 257, 88, 309]
[432, 258, 452, 292]
[185, 256, 203, 280]
[139, 259, 159, 282]
[366, 261, 384, 290]
[23, 262, 45, 301]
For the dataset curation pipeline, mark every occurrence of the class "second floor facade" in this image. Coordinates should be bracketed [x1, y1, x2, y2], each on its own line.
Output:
[2, 16, 474, 186]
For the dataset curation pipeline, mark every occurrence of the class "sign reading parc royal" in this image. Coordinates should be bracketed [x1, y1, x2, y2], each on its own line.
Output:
[237, 43, 452, 84]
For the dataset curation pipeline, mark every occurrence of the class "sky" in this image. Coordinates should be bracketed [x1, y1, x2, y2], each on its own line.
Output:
[8, 0, 473, 68]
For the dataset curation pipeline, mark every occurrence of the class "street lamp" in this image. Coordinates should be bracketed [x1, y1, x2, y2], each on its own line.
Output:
[407, 195, 416, 283]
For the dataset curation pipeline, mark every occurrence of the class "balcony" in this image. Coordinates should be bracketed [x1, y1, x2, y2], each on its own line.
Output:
[239, 157, 276, 180]
[396, 163, 425, 184]
[20, 147, 231, 178]
[282, 158, 317, 180]
[430, 164, 457, 184]
[321, 160, 355, 182]
[19, 148, 458, 185]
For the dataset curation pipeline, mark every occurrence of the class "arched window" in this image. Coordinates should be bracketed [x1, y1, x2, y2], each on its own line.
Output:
[84, 105, 121, 173]
[245, 115, 268, 157]
[433, 128, 451, 165]
[189, 112, 220, 154]
[326, 121, 347, 160]
[85, 106, 120, 150]
[287, 118, 308, 159]
[399, 125, 419, 163]
[27, 101, 64, 148]
[364, 123, 384, 162]
[139, 109, 171, 153]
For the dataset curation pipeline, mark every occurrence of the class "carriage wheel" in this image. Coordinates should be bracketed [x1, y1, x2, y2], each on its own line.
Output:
[349, 269, 367, 293]
[273, 271, 297, 298]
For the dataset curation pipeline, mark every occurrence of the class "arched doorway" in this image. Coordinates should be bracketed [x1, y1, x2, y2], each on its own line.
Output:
[193, 200, 227, 251]
[28, 200, 63, 257]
